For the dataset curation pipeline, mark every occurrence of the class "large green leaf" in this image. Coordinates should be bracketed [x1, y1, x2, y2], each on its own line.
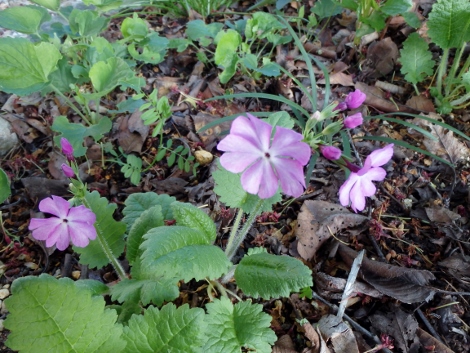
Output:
[141, 226, 231, 282]
[399, 32, 435, 85]
[0, 38, 61, 95]
[4, 274, 124, 353]
[0, 5, 50, 34]
[122, 193, 176, 231]
[123, 304, 205, 353]
[74, 191, 126, 268]
[126, 205, 164, 264]
[0, 168, 11, 204]
[214, 29, 241, 84]
[172, 202, 216, 243]
[428, 0, 470, 49]
[186, 20, 223, 46]
[111, 277, 179, 307]
[203, 297, 277, 353]
[89, 57, 136, 95]
[381, 0, 412, 16]
[69, 9, 109, 37]
[29, 0, 61, 11]
[235, 252, 313, 299]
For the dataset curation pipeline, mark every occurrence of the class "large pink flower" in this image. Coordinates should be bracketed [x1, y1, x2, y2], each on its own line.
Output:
[218, 114, 311, 199]
[339, 144, 394, 212]
[29, 196, 97, 250]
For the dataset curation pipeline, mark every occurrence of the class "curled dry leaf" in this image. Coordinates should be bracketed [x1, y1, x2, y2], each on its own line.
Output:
[359, 37, 399, 79]
[272, 334, 297, 353]
[369, 306, 420, 353]
[295, 201, 368, 261]
[417, 328, 456, 353]
[438, 253, 470, 277]
[113, 110, 149, 153]
[318, 315, 359, 353]
[406, 95, 436, 113]
[338, 244, 435, 303]
[315, 272, 383, 300]
[410, 113, 470, 162]
[425, 206, 461, 223]
[355, 82, 418, 113]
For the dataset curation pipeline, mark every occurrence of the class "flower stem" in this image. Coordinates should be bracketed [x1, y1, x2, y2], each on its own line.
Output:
[49, 84, 92, 125]
[224, 199, 264, 262]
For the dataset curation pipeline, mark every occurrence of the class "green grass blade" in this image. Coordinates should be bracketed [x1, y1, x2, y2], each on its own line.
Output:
[196, 111, 272, 134]
[364, 115, 438, 141]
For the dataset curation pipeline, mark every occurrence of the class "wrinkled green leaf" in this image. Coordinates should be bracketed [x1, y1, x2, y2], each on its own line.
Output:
[400, 32, 435, 85]
[69, 9, 109, 37]
[215, 29, 241, 84]
[29, 0, 60, 11]
[235, 252, 313, 299]
[0, 38, 61, 95]
[89, 57, 135, 95]
[187, 20, 223, 46]
[74, 191, 126, 268]
[123, 304, 205, 353]
[4, 274, 124, 353]
[312, 0, 343, 19]
[172, 203, 216, 243]
[381, 0, 412, 16]
[141, 226, 231, 282]
[0, 5, 50, 34]
[121, 13, 148, 40]
[203, 297, 276, 353]
[264, 111, 294, 129]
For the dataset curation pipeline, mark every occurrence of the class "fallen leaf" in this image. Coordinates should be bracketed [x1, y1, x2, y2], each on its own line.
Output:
[318, 72, 354, 86]
[295, 201, 368, 261]
[22, 177, 69, 201]
[438, 253, 470, 277]
[359, 37, 399, 79]
[272, 334, 298, 353]
[410, 113, 470, 162]
[47, 152, 68, 180]
[425, 206, 461, 223]
[338, 244, 436, 303]
[315, 272, 383, 300]
[112, 111, 149, 153]
[356, 82, 418, 113]
[369, 306, 420, 353]
[416, 328, 455, 353]
[406, 95, 436, 113]
[318, 315, 359, 353]
[150, 177, 188, 195]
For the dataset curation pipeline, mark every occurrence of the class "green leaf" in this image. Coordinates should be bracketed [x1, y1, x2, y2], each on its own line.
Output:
[75, 279, 110, 296]
[141, 226, 231, 282]
[121, 154, 142, 185]
[4, 274, 124, 353]
[428, 0, 470, 49]
[89, 57, 135, 95]
[123, 304, 205, 353]
[312, 0, 343, 19]
[264, 111, 294, 129]
[402, 11, 421, 28]
[48, 57, 77, 93]
[186, 20, 224, 46]
[245, 12, 284, 40]
[74, 191, 126, 268]
[215, 29, 241, 84]
[172, 203, 216, 243]
[121, 13, 148, 40]
[29, 0, 60, 11]
[203, 297, 277, 353]
[127, 205, 164, 264]
[128, 33, 169, 64]
[69, 9, 109, 37]
[212, 162, 282, 214]
[0, 5, 50, 34]
[122, 193, 176, 231]
[111, 277, 179, 307]
[381, 0, 412, 16]
[235, 252, 313, 299]
[399, 33, 435, 85]
[0, 168, 11, 204]
[0, 38, 61, 95]
[256, 61, 281, 76]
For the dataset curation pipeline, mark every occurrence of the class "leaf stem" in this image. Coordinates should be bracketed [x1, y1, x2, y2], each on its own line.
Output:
[224, 199, 264, 262]
[436, 49, 449, 98]
[49, 84, 92, 125]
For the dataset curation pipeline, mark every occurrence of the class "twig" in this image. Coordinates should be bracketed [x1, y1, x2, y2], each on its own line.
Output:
[415, 308, 444, 344]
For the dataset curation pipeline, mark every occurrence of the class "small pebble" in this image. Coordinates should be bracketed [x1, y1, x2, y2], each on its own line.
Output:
[0, 319, 4, 332]
[72, 271, 81, 280]
[2, 284, 9, 289]
[194, 150, 213, 165]
[0, 289, 9, 300]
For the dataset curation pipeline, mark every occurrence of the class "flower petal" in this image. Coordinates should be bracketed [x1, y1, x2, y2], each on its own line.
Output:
[274, 158, 306, 197]
[69, 223, 97, 247]
[270, 127, 311, 164]
[367, 144, 394, 167]
[38, 196, 70, 218]
[339, 173, 359, 207]
[217, 133, 260, 153]
[44, 222, 69, 250]
[220, 151, 261, 174]
[359, 177, 377, 197]
[365, 167, 386, 182]
[349, 181, 367, 212]
[67, 205, 96, 225]
[241, 159, 278, 198]
[246, 114, 273, 152]
[29, 218, 62, 240]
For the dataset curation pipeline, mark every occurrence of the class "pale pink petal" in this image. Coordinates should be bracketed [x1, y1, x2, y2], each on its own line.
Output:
[69, 224, 96, 247]
[220, 152, 261, 174]
[67, 205, 96, 224]
[247, 114, 273, 151]
[320, 145, 342, 160]
[359, 177, 377, 197]
[339, 173, 359, 207]
[226, 116, 260, 148]
[217, 134, 260, 153]
[241, 160, 278, 198]
[349, 181, 367, 212]
[29, 218, 62, 240]
[367, 144, 394, 167]
[270, 127, 311, 164]
[365, 167, 386, 182]
[273, 158, 306, 197]
[344, 113, 363, 129]
[44, 222, 69, 250]
[38, 196, 70, 218]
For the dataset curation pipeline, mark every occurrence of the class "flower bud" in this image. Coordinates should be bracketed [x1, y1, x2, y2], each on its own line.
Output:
[344, 89, 366, 109]
[60, 138, 74, 161]
[344, 112, 363, 129]
[320, 145, 342, 160]
[335, 102, 347, 111]
[61, 163, 75, 178]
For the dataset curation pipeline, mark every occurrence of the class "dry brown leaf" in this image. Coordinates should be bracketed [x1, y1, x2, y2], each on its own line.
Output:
[112, 111, 149, 153]
[438, 253, 470, 277]
[22, 177, 69, 201]
[356, 82, 418, 113]
[425, 206, 461, 223]
[318, 72, 354, 86]
[272, 334, 298, 353]
[338, 245, 436, 303]
[406, 95, 436, 113]
[410, 113, 470, 162]
[369, 306, 420, 353]
[315, 272, 383, 300]
[417, 328, 456, 353]
[47, 152, 68, 180]
[295, 201, 368, 261]
[359, 37, 398, 79]
[318, 315, 359, 353]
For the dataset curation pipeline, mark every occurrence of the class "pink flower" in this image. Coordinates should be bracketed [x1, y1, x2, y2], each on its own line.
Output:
[335, 102, 347, 111]
[344, 89, 366, 109]
[61, 138, 74, 161]
[320, 145, 342, 160]
[29, 196, 97, 250]
[344, 112, 363, 128]
[61, 163, 75, 178]
[339, 144, 394, 212]
[218, 114, 311, 199]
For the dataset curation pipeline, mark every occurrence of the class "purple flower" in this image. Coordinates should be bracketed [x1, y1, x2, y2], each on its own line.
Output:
[339, 144, 394, 212]
[344, 89, 366, 109]
[61, 163, 75, 178]
[28, 195, 97, 250]
[218, 114, 311, 199]
[344, 113, 363, 129]
[320, 145, 342, 160]
[335, 102, 347, 111]
[61, 138, 74, 161]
